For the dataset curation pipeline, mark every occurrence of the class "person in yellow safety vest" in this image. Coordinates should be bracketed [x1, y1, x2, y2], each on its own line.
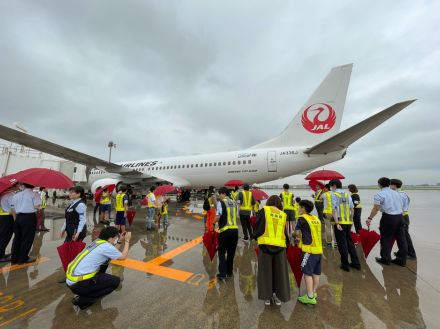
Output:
[390, 179, 416, 259]
[202, 186, 217, 232]
[231, 186, 239, 202]
[0, 186, 18, 262]
[38, 187, 49, 231]
[293, 197, 301, 218]
[253, 200, 260, 216]
[237, 183, 255, 241]
[295, 199, 323, 306]
[99, 188, 112, 225]
[161, 198, 170, 228]
[66, 227, 131, 310]
[115, 185, 129, 234]
[330, 179, 360, 272]
[313, 187, 325, 223]
[321, 184, 336, 247]
[213, 187, 239, 280]
[280, 183, 295, 235]
[347, 184, 363, 233]
[146, 186, 158, 230]
[254, 195, 290, 306]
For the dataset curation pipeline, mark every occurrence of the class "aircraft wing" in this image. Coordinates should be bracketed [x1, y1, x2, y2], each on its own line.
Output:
[0, 124, 141, 175]
[304, 100, 416, 155]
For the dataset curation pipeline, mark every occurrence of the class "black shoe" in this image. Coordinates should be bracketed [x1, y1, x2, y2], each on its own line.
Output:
[72, 296, 93, 310]
[375, 257, 390, 265]
[408, 254, 417, 260]
[216, 274, 227, 281]
[349, 263, 361, 270]
[226, 272, 233, 277]
[340, 264, 350, 272]
[391, 259, 406, 267]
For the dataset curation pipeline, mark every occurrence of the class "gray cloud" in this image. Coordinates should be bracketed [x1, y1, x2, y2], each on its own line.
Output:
[1, 0, 439, 185]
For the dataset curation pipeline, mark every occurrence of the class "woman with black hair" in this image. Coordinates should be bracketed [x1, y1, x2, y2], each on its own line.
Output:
[348, 184, 362, 233]
[254, 195, 290, 306]
[60, 186, 88, 242]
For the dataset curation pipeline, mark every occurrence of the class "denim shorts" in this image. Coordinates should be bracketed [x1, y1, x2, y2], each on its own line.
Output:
[115, 211, 126, 225]
[100, 204, 111, 213]
[301, 252, 322, 275]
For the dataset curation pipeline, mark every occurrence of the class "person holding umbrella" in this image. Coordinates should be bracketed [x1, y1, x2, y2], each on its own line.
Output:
[254, 195, 290, 306]
[10, 183, 41, 264]
[366, 177, 407, 266]
[0, 186, 18, 262]
[329, 179, 361, 272]
[213, 187, 239, 281]
[60, 186, 88, 242]
[237, 183, 255, 241]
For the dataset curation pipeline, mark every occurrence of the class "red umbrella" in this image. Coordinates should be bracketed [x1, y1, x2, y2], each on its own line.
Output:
[250, 216, 257, 230]
[0, 176, 18, 194]
[358, 228, 381, 258]
[12, 168, 74, 189]
[127, 210, 136, 226]
[202, 230, 219, 261]
[57, 241, 86, 272]
[305, 169, 345, 181]
[286, 244, 303, 288]
[351, 232, 361, 245]
[154, 185, 176, 196]
[95, 184, 116, 199]
[225, 179, 244, 187]
[308, 180, 325, 192]
[251, 189, 269, 201]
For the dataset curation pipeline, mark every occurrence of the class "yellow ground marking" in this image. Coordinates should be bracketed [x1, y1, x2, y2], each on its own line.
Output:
[0, 308, 37, 327]
[112, 236, 203, 282]
[0, 257, 50, 274]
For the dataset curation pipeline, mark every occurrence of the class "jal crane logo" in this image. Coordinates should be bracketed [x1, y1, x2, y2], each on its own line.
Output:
[301, 103, 336, 134]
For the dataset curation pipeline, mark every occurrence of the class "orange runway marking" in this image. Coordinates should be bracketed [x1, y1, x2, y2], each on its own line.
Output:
[0, 257, 50, 274]
[112, 236, 203, 282]
[192, 215, 204, 220]
[0, 308, 37, 327]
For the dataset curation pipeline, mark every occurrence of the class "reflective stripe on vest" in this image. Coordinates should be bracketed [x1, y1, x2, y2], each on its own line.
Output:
[41, 194, 46, 209]
[351, 192, 362, 208]
[161, 204, 168, 215]
[147, 192, 157, 208]
[100, 192, 111, 204]
[240, 191, 252, 211]
[254, 201, 260, 212]
[314, 190, 323, 202]
[299, 214, 323, 254]
[257, 206, 287, 248]
[66, 239, 108, 282]
[281, 192, 294, 210]
[219, 197, 238, 233]
[323, 192, 332, 214]
[115, 193, 126, 211]
[231, 191, 238, 201]
[334, 192, 352, 224]
[0, 207, 10, 216]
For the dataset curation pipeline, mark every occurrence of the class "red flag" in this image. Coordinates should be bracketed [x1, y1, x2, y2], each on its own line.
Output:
[202, 230, 219, 261]
[359, 228, 381, 258]
[57, 241, 86, 272]
[127, 210, 136, 226]
[286, 245, 303, 288]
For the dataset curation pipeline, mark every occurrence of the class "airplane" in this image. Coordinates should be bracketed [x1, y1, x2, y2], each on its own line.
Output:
[0, 64, 415, 192]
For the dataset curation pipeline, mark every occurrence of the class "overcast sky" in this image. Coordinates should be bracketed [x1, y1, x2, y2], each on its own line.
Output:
[1, 0, 439, 185]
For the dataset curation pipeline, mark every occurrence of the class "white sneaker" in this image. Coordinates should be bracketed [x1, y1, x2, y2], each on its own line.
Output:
[264, 300, 271, 306]
[273, 296, 282, 306]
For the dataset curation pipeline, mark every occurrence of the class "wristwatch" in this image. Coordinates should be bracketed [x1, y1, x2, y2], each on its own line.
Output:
[367, 217, 372, 220]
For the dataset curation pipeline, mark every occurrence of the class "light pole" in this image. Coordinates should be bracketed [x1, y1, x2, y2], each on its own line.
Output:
[108, 141, 116, 163]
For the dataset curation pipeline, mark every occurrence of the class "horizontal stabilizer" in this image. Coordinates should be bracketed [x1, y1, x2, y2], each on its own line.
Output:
[304, 100, 416, 155]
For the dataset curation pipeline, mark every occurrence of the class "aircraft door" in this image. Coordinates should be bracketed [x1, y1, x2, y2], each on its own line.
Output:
[267, 151, 277, 172]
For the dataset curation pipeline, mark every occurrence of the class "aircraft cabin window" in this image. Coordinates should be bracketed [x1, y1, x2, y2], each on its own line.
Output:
[233, 161, 236, 165]
[187, 164, 189, 168]
[205, 163, 208, 167]
[218, 162, 221, 166]
[196, 164, 198, 167]
[228, 161, 231, 165]
[178, 165, 181, 169]
[238, 161, 241, 165]
[223, 162, 226, 166]
[209, 163, 212, 167]
[191, 164, 194, 168]
[249, 160, 252, 164]
[214, 163, 216, 166]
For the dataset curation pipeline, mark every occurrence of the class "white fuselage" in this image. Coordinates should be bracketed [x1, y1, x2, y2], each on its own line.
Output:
[88, 146, 346, 189]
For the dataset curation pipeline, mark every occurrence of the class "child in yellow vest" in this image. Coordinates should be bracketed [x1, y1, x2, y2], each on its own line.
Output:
[295, 199, 323, 305]
[161, 199, 170, 228]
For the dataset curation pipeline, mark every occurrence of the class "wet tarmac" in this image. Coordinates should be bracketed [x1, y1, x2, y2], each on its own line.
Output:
[0, 189, 439, 328]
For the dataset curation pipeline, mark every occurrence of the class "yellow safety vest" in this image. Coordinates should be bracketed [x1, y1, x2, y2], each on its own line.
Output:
[314, 189, 323, 203]
[299, 214, 323, 254]
[231, 191, 239, 201]
[41, 193, 46, 209]
[147, 192, 157, 208]
[257, 206, 287, 248]
[351, 192, 362, 209]
[253, 201, 260, 213]
[219, 197, 238, 233]
[66, 239, 108, 283]
[100, 192, 111, 204]
[0, 206, 10, 216]
[240, 191, 253, 211]
[323, 191, 333, 214]
[293, 203, 299, 219]
[334, 192, 352, 224]
[161, 204, 168, 215]
[281, 191, 295, 211]
[115, 193, 127, 212]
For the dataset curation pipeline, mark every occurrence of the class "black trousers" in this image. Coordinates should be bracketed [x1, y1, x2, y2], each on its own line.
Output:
[70, 273, 120, 306]
[239, 213, 253, 239]
[314, 202, 324, 222]
[65, 224, 87, 242]
[353, 208, 362, 233]
[334, 223, 360, 266]
[0, 215, 14, 258]
[379, 213, 407, 264]
[218, 229, 238, 276]
[11, 213, 37, 263]
[403, 215, 416, 257]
